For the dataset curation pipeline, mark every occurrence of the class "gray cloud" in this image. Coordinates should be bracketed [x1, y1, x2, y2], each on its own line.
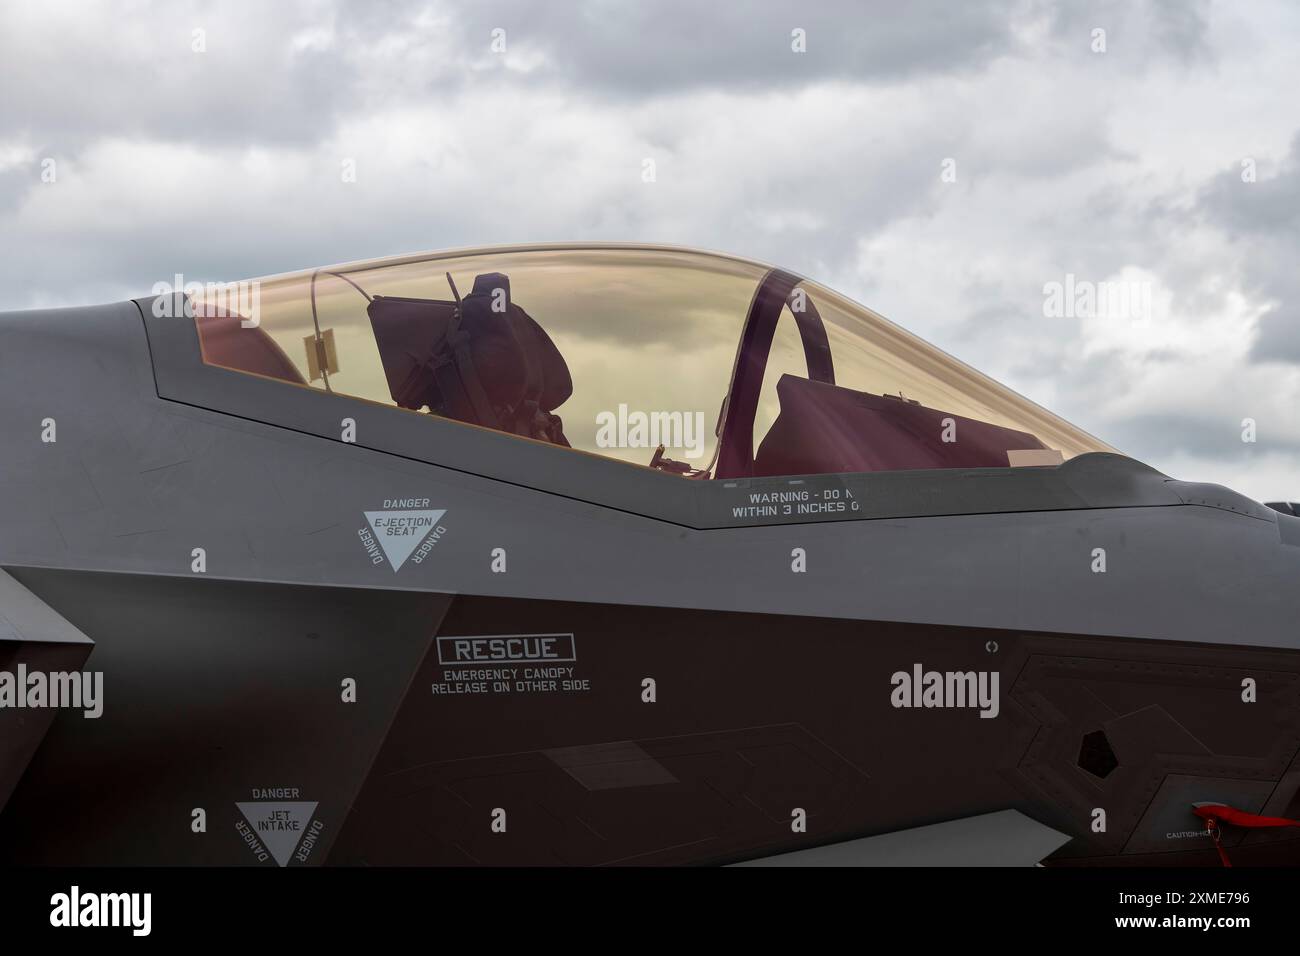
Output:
[449, 0, 1026, 94]
[0, 2, 367, 151]
[1041, 0, 1212, 64]
[1197, 134, 1300, 362]
[0, 0, 1019, 157]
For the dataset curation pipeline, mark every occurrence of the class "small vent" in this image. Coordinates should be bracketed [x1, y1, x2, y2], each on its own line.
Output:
[1078, 729, 1118, 779]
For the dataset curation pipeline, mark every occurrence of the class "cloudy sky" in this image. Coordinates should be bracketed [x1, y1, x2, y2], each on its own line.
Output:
[2, 0, 1298, 501]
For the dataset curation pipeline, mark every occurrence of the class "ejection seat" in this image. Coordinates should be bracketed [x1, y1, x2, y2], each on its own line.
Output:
[715, 268, 1049, 479]
[752, 375, 1049, 475]
[367, 272, 573, 447]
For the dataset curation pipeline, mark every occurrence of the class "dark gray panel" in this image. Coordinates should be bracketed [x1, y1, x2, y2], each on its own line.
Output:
[0, 569, 448, 865]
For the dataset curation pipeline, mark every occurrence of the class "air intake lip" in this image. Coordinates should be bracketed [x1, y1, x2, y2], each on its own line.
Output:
[1077, 729, 1119, 779]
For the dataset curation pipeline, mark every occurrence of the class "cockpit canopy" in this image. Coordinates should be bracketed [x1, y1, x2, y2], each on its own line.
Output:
[189, 244, 1113, 480]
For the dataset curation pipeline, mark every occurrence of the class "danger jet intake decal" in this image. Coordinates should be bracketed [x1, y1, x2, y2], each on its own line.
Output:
[235, 788, 326, 867]
[356, 497, 449, 571]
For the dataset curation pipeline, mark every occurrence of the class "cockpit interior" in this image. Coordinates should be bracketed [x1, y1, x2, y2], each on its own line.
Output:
[191, 245, 1111, 481]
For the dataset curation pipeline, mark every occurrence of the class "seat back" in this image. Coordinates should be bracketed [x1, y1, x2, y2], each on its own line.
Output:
[459, 273, 572, 416]
[754, 374, 1047, 475]
[367, 296, 460, 410]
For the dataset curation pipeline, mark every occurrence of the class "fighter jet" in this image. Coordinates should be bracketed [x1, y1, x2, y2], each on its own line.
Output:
[2, 243, 1299, 867]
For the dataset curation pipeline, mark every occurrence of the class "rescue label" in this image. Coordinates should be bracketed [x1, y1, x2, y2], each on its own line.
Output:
[438, 633, 576, 664]
[432, 634, 591, 697]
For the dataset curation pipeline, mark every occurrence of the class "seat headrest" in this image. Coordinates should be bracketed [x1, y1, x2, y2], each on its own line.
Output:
[460, 273, 571, 413]
[471, 272, 511, 303]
